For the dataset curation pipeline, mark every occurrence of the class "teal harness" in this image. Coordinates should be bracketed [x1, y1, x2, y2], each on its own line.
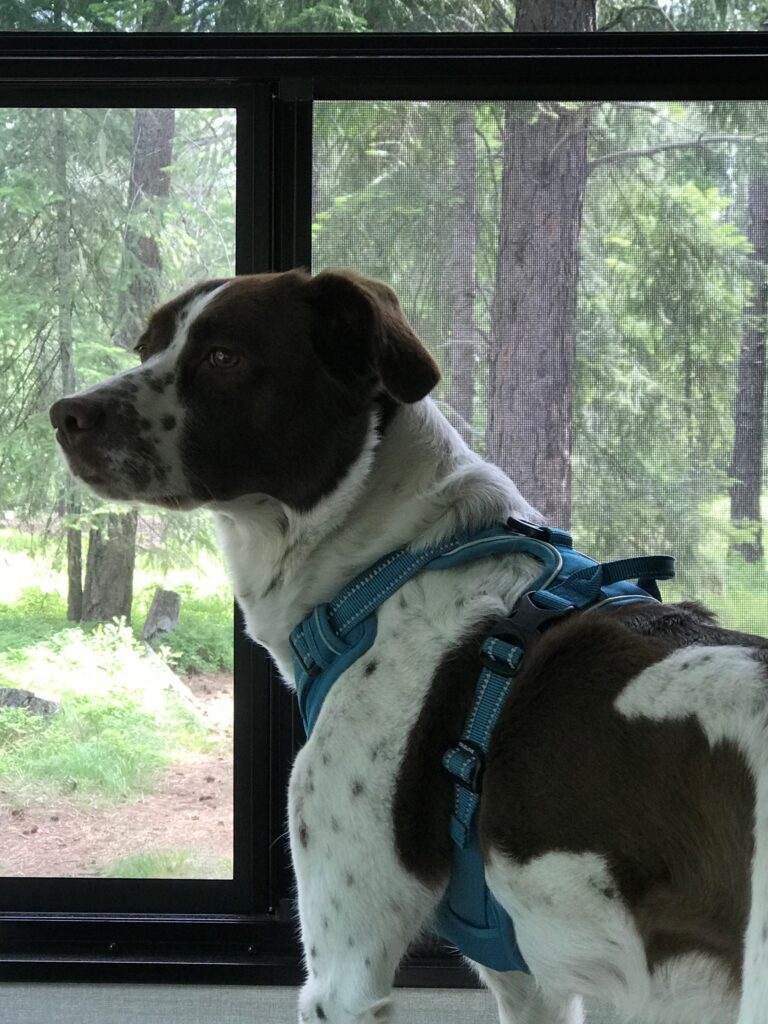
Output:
[290, 517, 674, 973]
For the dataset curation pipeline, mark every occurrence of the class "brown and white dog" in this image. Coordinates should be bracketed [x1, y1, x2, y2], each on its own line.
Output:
[50, 269, 768, 1024]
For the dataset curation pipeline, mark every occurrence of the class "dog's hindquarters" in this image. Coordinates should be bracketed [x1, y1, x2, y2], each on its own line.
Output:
[738, 707, 768, 1024]
[615, 644, 768, 1024]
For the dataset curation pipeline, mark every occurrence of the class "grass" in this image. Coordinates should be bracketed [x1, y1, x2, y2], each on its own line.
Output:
[0, 577, 225, 805]
[99, 849, 232, 879]
[0, 526, 234, 676]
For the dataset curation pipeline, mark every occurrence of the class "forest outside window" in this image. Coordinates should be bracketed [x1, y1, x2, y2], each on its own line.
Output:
[313, 99, 767, 635]
[3, 0, 768, 34]
[0, 106, 237, 881]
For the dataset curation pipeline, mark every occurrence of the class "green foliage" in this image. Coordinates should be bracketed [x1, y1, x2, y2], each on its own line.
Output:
[100, 849, 232, 879]
[0, 0, 512, 32]
[0, 692, 167, 799]
[134, 585, 234, 675]
[0, 596, 217, 802]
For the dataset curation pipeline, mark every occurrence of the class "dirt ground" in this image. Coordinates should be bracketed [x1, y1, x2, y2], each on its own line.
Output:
[0, 672, 234, 878]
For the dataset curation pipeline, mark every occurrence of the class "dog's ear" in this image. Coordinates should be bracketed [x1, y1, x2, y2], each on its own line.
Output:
[304, 270, 440, 403]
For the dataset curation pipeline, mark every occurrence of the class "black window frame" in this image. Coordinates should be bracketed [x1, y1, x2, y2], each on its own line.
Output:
[0, 29, 766, 986]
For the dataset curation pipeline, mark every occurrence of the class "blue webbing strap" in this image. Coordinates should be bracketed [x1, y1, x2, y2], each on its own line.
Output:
[438, 537, 673, 973]
[291, 525, 566, 732]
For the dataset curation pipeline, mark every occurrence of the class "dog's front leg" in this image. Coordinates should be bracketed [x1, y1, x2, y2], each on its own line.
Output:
[289, 741, 439, 1024]
[476, 967, 585, 1024]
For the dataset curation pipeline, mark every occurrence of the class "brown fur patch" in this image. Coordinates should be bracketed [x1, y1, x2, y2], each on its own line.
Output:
[394, 601, 766, 981]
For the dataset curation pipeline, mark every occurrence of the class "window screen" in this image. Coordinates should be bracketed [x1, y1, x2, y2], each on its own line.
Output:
[0, 107, 236, 880]
[313, 100, 767, 635]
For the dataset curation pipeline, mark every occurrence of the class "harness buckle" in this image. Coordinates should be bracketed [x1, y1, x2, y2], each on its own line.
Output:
[446, 739, 486, 794]
[488, 592, 574, 652]
[504, 516, 551, 543]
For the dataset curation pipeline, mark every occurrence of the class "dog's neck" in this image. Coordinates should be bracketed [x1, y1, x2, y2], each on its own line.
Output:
[210, 398, 539, 680]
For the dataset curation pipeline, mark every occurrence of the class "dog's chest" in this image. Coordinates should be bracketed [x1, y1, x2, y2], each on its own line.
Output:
[287, 555, 539, 824]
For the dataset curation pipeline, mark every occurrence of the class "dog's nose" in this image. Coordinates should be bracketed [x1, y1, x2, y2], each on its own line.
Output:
[49, 397, 105, 445]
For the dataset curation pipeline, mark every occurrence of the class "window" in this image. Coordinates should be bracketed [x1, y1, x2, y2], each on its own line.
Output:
[0, 105, 236, 883]
[0, 29, 766, 985]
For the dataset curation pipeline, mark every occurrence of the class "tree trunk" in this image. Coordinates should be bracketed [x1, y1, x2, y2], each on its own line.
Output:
[83, 106, 175, 622]
[53, 109, 84, 622]
[729, 179, 768, 563]
[82, 512, 138, 624]
[445, 106, 478, 443]
[113, 108, 175, 350]
[485, 0, 595, 529]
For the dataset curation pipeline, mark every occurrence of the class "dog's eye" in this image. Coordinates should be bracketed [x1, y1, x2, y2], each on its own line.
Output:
[135, 344, 148, 362]
[209, 348, 239, 369]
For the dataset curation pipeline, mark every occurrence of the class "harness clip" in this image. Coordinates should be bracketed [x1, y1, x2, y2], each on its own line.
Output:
[504, 516, 551, 543]
[487, 592, 574, 652]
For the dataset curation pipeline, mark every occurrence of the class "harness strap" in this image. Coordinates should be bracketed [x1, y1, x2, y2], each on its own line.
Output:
[291, 524, 566, 734]
[290, 516, 675, 973]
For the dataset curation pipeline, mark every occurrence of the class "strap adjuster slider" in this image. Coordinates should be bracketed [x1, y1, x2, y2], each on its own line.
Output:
[447, 739, 486, 794]
[289, 632, 320, 678]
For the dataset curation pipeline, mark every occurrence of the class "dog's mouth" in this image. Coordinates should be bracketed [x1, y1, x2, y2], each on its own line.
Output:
[55, 433, 199, 511]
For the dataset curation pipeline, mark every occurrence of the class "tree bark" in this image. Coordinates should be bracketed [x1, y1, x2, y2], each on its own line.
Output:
[485, 0, 595, 529]
[82, 512, 138, 624]
[729, 179, 768, 563]
[445, 106, 478, 442]
[113, 108, 175, 351]
[53, 109, 84, 622]
[83, 106, 175, 622]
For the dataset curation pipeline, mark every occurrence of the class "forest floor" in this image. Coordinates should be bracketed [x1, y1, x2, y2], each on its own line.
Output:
[0, 672, 234, 879]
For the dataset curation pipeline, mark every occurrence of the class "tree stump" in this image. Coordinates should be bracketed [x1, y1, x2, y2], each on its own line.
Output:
[142, 587, 181, 645]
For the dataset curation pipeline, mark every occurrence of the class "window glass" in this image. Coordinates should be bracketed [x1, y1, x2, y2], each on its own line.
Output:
[0, 107, 236, 879]
[1, 0, 763, 33]
[313, 99, 767, 635]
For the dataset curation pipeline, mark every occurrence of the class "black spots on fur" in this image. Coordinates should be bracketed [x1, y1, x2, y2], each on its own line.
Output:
[331, 896, 340, 911]
[322, 752, 331, 767]
[364, 956, 372, 968]
[310, 945, 317, 959]
[364, 660, 378, 677]
[299, 822, 310, 848]
[588, 876, 616, 901]
[679, 661, 691, 671]
[398, 594, 408, 610]
[347, 935, 355, 949]
[316, 1004, 326, 1020]
[322, 916, 329, 931]
[146, 373, 166, 394]
[160, 414, 176, 431]
[163, 371, 174, 387]
[370, 741, 384, 763]
[306, 780, 315, 795]
[351, 779, 364, 797]
[345, 871, 355, 887]
[139, 417, 152, 432]
[455, 596, 466, 609]
[330, 816, 340, 833]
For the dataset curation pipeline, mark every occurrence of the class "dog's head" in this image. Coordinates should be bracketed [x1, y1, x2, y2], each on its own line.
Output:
[49, 270, 440, 511]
